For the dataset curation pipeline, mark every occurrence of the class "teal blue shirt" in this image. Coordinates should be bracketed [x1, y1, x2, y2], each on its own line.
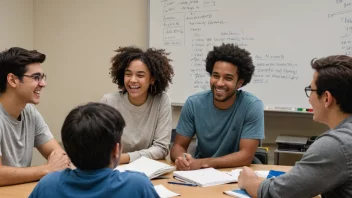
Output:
[176, 90, 265, 158]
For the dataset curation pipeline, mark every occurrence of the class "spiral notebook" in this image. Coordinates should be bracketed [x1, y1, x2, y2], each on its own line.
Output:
[115, 156, 175, 179]
[173, 168, 237, 187]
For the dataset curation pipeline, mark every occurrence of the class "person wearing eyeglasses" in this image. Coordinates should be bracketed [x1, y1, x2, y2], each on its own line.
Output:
[0, 47, 70, 186]
[238, 55, 352, 198]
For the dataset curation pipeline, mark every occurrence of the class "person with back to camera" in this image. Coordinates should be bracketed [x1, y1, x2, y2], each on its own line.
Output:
[100, 46, 174, 164]
[29, 102, 160, 198]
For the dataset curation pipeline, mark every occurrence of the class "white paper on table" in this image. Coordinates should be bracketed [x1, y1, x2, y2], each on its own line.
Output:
[254, 170, 270, 178]
[228, 169, 270, 180]
[154, 185, 180, 198]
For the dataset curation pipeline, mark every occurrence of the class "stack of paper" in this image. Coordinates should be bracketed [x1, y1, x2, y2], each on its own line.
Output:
[173, 168, 237, 187]
[115, 156, 175, 179]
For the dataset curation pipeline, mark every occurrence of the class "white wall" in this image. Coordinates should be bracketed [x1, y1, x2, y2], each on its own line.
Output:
[1, 0, 328, 166]
[33, 0, 148, 140]
[31, 0, 149, 165]
[0, 0, 33, 50]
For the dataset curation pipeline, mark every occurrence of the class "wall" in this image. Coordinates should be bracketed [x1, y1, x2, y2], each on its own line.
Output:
[32, 0, 148, 165]
[33, 0, 148, 139]
[0, 0, 33, 50]
[1, 0, 328, 166]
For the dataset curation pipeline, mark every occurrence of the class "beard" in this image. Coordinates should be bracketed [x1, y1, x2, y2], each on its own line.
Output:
[211, 84, 237, 102]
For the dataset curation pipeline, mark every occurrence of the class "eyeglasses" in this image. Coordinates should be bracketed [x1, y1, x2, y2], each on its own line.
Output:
[20, 73, 47, 83]
[304, 85, 318, 98]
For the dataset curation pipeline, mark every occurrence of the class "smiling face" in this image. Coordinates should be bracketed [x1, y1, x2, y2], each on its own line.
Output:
[124, 59, 154, 106]
[210, 61, 243, 109]
[15, 63, 47, 105]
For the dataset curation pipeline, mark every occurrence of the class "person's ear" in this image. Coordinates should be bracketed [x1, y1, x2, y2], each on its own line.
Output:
[150, 77, 155, 85]
[112, 143, 120, 159]
[237, 79, 244, 89]
[324, 91, 334, 108]
[7, 73, 19, 88]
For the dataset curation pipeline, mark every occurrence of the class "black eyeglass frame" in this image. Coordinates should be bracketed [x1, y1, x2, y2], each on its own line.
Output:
[304, 85, 319, 98]
[20, 73, 47, 83]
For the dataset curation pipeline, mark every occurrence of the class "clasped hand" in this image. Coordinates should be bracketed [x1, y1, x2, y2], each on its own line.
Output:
[175, 153, 209, 170]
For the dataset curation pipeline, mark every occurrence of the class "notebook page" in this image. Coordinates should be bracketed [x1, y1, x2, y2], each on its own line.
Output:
[224, 189, 251, 198]
[229, 169, 270, 180]
[173, 168, 237, 187]
[115, 156, 174, 178]
[154, 185, 180, 198]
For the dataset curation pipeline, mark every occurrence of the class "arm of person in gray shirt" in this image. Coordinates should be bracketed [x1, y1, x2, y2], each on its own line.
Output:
[0, 105, 71, 186]
[0, 140, 70, 186]
[258, 135, 348, 198]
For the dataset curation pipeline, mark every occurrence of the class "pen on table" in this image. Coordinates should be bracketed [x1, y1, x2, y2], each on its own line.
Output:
[167, 181, 197, 187]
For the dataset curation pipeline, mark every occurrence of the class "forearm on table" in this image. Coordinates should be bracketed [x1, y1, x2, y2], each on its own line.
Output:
[170, 144, 187, 161]
[127, 145, 168, 162]
[245, 178, 263, 198]
[0, 164, 50, 186]
[201, 151, 253, 169]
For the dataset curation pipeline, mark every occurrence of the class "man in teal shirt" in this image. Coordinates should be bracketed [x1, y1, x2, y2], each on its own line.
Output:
[170, 43, 264, 170]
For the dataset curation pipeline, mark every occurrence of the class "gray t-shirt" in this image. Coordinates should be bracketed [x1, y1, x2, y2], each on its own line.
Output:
[259, 116, 352, 198]
[100, 92, 172, 162]
[0, 103, 53, 167]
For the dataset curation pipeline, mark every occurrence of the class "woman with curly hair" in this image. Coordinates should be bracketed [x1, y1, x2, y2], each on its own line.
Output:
[101, 46, 174, 164]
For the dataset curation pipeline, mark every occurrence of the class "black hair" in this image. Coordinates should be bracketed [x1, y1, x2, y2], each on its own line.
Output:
[205, 43, 254, 87]
[0, 47, 46, 93]
[311, 55, 352, 114]
[61, 103, 125, 170]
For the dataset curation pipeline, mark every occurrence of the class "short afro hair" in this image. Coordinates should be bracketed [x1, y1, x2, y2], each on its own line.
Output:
[205, 43, 254, 87]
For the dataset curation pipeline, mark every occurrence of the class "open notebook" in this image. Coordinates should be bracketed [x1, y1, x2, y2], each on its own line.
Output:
[173, 168, 237, 187]
[114, 156, 175, 179]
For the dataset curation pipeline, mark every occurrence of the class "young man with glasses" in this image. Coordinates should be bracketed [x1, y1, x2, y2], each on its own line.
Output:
[238, 55, 352, 198]
[0, 47, 70, 186]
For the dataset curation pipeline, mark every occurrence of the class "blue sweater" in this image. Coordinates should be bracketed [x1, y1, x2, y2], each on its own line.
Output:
[29, 168, 160, 198]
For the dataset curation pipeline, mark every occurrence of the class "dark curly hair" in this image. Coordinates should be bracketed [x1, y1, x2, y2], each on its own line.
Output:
[205, 43, 254, 87]
[311, 55, 352, 114]
[109, 46, 174, 95]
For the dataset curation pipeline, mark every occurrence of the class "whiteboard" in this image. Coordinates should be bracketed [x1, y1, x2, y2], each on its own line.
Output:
[149, 0, 352, 109]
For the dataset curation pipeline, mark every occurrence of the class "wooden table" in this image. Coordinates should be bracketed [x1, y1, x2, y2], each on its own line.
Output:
[0, 164, 291, 198]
